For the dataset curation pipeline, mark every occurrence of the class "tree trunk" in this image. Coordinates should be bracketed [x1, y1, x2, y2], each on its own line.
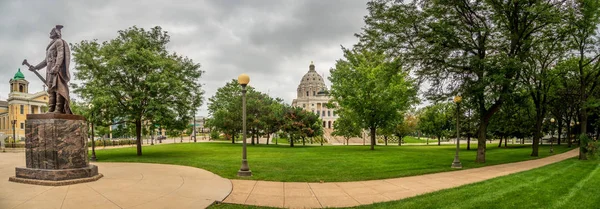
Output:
[302, 137, 305, 146]
[557, 118, 563, 145]
[231, 133, 235, 144]
[370, 127, 376, 150]
[426, 138, 429, 145]
[256, 132, 260, 144]
[398, 136, 402, 146]
[290, 135, 294, 147]
[467, 135, 471, 150]
[266, 133, 270, 145]
[580, 108, 588, 160]
[135, 120, 142, 156]
[498, 137, 503, 148]
[476, 122, 488, 163]
[437, 136, 441, 146]
[384, 135, 388, 146]
[346, 137, 349, 146]
[251, 134, 255, 145]
[567, 125, 572, 148]
[531, 117, 542, 157]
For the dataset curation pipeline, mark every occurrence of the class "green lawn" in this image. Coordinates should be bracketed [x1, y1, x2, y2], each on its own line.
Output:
[402, 136, 436, 143]
[209, 158, 600, 209]
[92, 142, 574, 182]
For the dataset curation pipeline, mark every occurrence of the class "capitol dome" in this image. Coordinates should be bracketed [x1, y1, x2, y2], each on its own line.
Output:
[297, 61, 327, 98]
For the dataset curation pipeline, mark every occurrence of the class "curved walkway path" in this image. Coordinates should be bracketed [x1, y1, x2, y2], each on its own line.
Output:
[223, 148, 580, 208]
[0, 151, 231, 209]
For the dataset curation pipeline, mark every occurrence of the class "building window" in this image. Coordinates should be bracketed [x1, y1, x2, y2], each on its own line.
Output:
[20, 123, 24, 129]
[311, 104, 314, 106]
[19, 85, 24, 92]
[313, 91, 315, 96]
[322, 111, 325, 116]
[328, 111, 331, 117]
[306, 91, 309, 96]
[302, 104, 306, 108]
[20, 105, 24, 114]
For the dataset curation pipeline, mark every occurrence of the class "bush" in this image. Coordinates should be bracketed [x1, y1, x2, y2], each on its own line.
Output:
[210, 130, 220, 140]
[580, 135, 599, 159]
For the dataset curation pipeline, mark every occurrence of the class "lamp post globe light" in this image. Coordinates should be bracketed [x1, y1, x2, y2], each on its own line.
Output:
[550, 118, 555, 153]
[237, 73, 252, 177]
[451, 95, 463, 169]
[88, 104, 97, 162]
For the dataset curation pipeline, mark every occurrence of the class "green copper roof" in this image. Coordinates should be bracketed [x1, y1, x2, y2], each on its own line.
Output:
[13, 68, 24, 80]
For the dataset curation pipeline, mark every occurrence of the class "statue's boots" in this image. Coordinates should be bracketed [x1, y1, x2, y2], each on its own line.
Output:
[48, 93, 56, 113]
[54, 95, 65, 114]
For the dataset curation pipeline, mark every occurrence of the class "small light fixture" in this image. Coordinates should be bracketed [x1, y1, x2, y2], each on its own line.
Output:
[238, 74, 250, 86]
[454, 95, 462, 103]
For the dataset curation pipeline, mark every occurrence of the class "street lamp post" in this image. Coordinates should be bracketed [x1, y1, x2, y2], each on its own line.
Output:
[193, 114, 197, 143]
[550, 118, 555, 153]
[237, 74, 252, 177]
[89, 104, 97, 161]
[451, 95, 463, 169]
[11, 120, 16, 148]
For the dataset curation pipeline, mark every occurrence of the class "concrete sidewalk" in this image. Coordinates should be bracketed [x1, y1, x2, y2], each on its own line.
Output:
[224, 148, 579, 208]
[0, 152, 232, 209]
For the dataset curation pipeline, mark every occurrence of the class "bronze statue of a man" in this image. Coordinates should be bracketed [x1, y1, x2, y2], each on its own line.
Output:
[28, 25, 72, 114]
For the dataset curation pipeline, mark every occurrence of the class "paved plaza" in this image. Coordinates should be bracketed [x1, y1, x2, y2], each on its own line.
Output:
[0, 151, 231, 209]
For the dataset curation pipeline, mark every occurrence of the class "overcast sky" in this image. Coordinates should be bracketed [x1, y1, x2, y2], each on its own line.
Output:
[0, 0, 372, 116]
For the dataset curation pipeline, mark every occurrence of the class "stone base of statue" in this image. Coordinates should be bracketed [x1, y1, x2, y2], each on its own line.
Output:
[8, 113, 102, 186]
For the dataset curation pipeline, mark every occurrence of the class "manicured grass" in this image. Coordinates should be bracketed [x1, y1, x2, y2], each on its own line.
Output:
[402, 136, 436, 143]
[209, 158, 600, 209]
[93, 142, 574, 182]
[347, 158, 600, 209]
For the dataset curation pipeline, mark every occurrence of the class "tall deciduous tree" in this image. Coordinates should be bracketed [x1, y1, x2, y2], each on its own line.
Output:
[72, 26, 203, 156]
[564, 0, 600, 160]
[332, 110, 362, 145]
[207, 79, 246, 143]
[357, 0, 563, 162]
[419, 103, 453, 146]
[329, 48, 417, 150]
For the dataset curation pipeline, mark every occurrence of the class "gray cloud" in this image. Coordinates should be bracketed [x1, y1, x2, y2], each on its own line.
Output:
[0, 0, 369, 116]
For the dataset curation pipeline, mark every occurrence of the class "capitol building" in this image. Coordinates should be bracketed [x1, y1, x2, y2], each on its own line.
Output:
[291, 62, 339, 129]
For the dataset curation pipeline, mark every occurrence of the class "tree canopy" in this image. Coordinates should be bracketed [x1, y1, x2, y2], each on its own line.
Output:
[71, 26, 204, 156]
[329, 47, 417, 150]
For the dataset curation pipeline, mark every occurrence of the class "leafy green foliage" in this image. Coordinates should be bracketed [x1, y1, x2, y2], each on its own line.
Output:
[331, 109, 361, 145]
[281, 107, 322, 147]
[71, 26, 203, 156]
[357, 0, 565, 162]
[206, 80, 287, 145]
[329, 47, 417, 150]
[418, 103, 453, 145]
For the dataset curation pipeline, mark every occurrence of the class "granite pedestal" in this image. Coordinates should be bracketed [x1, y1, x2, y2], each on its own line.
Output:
[9, 113, 102, 186]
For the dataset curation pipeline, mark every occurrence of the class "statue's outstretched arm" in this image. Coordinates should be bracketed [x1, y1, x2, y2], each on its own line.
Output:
[34, 59, 47, 70]
[51, 40, 64, 74]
